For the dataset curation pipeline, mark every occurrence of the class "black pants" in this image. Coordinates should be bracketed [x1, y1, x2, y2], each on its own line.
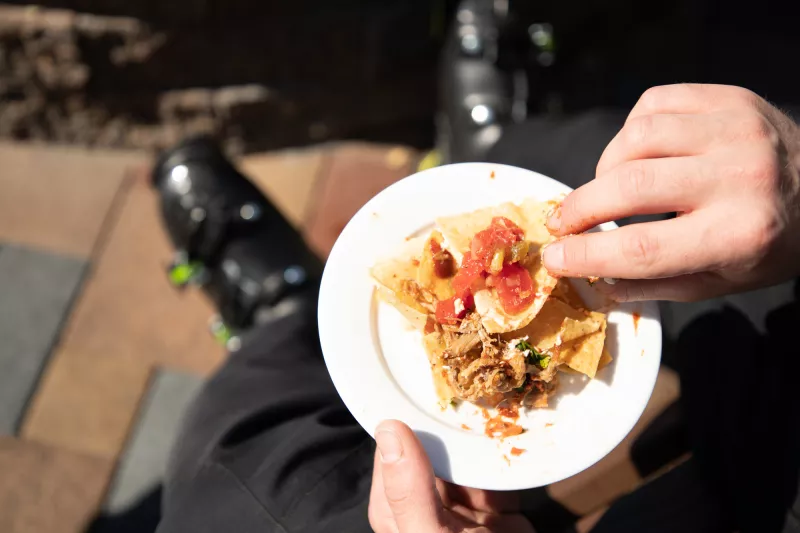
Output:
[157, 113, 800, 533]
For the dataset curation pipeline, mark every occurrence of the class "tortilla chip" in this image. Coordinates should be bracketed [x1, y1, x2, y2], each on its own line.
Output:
[417, 230, 455, 301]
[598, 347, 613, 370]
[371, 233, 440, 314]
[561, 311, 605, 344]
[371, 255, 427, 312]
[560, 321, 608, 379]
[435, 203, 525, 257]
[516, 197, 556, 247]
[503, 298, 597, 352]
[551, 279, 587, 309]
[423, 332, 455, 407]
[375, 285, 428, 331]
[436, 200, 559, 334]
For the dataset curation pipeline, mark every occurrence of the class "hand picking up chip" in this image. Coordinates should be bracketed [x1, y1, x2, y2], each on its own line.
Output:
[371, 198, 610, 411]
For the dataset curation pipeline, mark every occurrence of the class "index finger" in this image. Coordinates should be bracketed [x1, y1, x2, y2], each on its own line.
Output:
[626, 84, 761, 122]
[542, 214, 734, 280]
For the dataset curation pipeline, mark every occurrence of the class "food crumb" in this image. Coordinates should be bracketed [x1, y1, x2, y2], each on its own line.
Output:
[510, 447, 526, 456]
[545, 423, 554, 428]
[502, 454, 511, 466]
[641, 348, 645, 357]
[411, 258, 420, 266]
[632, 312, 641, 334]
[490, 170, 496, 179]
[372, 212, 379, 218]
[461, 424, 471, 431]
[485, 414, 524, 439]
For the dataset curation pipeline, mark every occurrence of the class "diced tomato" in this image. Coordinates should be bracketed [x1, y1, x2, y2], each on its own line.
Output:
[435, 296, 468, 324]
[469, 217, 525, 268]
[435, 217, 530, 322]
[451, 252, 484, 297]
[486, 263, 535, 314]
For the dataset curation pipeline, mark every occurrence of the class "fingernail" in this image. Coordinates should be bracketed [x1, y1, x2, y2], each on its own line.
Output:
[542, 242, 565, 272]
[376, 430, 403, 464]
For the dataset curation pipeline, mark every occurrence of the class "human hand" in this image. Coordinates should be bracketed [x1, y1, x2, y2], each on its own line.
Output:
[368, 420, 535, 533]
[542, 83, 800, 302]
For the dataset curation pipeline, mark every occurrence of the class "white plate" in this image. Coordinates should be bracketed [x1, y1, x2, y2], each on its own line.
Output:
[318, 163, 661, 491]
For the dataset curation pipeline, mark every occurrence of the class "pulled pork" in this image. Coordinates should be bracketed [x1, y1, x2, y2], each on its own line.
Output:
[442, 312, 527, 402]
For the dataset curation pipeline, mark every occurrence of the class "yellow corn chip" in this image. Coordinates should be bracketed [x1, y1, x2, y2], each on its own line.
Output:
[375, 285, 428, 331]
[560, 321, 608, 379]
[551, 279, 587, 309]
[516, 197, 555, 247]
[417, 230, 456, 301]
[423, 332, 455, 407]
[561, 311, 604, 344]
[435, 203, 525, 256]
[598, 347, 613, 370]
[503, 298, 596, 352]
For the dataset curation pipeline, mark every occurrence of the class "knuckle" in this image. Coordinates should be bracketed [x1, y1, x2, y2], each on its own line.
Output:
[746, 147, 781, 191]
[738, 112, 779, 144]
[384, 489, 411, 507]
[741, 212, 780, 254]
[638, 85, 668, 111]
[620, 229, 660, 271]
[624, 115, 655, 147]
[729, 86, 763, 109]
[617, 161, 654, 201]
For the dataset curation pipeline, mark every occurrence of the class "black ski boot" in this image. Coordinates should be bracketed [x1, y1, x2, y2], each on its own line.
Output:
[152, 136, 322, 350]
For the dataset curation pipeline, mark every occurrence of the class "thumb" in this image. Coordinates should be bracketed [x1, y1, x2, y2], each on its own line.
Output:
[375, 420, 445, 533]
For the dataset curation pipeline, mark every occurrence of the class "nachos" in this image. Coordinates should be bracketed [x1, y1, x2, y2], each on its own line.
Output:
[372, 199, 610, 410]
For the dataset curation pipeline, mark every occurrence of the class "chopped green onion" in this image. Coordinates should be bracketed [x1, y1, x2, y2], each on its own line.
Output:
[517, 339, 533, 353]
[517, 339, 551, 368]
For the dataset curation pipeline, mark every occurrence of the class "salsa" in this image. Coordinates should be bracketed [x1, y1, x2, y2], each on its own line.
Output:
[429, 239, 456, 279]
[435, 217, 535, 323]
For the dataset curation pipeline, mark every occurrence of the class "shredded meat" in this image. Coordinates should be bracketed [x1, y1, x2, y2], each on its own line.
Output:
[443, 331, 480, 359]
[438, 311, 533, 401]
[523, 376, 558, 408]
[447, 350, 526, 401]
[400, 279, 436, 311]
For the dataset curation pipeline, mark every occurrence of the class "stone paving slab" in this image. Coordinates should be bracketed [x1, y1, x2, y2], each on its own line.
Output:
[0, 436, 114, 533]
[56, 180, 225, 376]
[21, 346, 153, 460]
[239, 146, 326, 229]
[103, 368, 204, 514]
[304, 143, 417, 258]
[0, 142, 145, 258]
[0, 244, 86, 435]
